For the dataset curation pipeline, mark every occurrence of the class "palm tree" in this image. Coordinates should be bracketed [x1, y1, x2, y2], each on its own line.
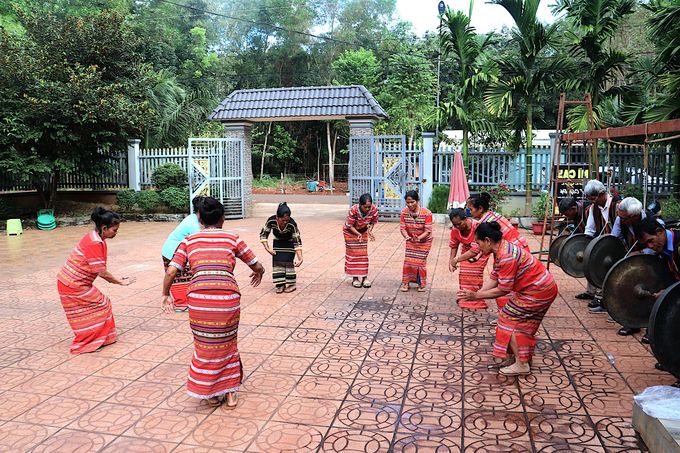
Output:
[552, 0, 635, 128]
[145, 70, 216, 148]
[640, 0, 680, 122]
[438, 8, 499, 166]
[484, 0, 569, 215]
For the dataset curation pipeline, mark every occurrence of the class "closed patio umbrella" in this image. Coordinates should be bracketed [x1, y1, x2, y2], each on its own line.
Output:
[447, 150, 470, 209]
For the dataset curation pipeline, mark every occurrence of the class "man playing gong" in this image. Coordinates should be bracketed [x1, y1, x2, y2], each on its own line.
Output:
[611, 197, 659, 336]
[633, 217, 680, 374]
[584, 180, 621, 313]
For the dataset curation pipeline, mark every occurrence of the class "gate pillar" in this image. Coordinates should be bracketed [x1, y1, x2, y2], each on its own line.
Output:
[421, 132, 435, 209]
[223, 121, 253, 218]
[348, 118, 376, 207]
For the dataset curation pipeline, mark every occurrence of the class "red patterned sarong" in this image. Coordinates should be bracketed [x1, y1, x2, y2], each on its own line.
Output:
[187, 289, 242, 398]
[459, 256, 489, 309]
[490, 240, 558, 363]
[57, 281, 116, 354]
[344, 231, 370, 277]
[162, 256, 190, 310]
[403, 240, 432, 286]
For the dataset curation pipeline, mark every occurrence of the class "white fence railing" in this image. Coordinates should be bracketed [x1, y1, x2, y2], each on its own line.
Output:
[434, 144, 552, 192]
[138, 147, 189, 188]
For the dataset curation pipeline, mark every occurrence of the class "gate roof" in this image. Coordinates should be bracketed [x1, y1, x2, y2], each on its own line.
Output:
[209, 85, 388, 122]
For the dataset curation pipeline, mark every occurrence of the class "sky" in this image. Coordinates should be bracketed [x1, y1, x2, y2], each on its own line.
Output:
[395, 0, 560, 35]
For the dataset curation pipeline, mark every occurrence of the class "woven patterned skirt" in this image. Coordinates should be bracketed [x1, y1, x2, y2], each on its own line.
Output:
[493, 281, 558, 363]
[458, 255, 489, 309]
[402, 240, 432, 286]
[344, 231, 370, 277]
[187, 289, 243, 399]
[57, 281, 116, 354]
[163, 256, 191, 310]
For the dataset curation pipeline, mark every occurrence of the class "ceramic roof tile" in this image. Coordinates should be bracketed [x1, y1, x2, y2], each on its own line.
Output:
[209, 85, 388, 121]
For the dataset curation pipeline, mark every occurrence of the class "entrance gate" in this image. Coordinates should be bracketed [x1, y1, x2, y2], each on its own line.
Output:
[188, 138, 245, 219]
[349, 135, 422, 219]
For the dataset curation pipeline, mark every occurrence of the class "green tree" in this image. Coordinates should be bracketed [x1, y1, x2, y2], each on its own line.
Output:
[641, 0, 680, 122]
[0, 10, 153, 208]
[438, 8, 499, 166]
[381, 53, 436, 146]
[269, 125, 299, 176]
[484, 0, 568, 215]
[145, 70, 216, 147]
[552, 0, 635, 129]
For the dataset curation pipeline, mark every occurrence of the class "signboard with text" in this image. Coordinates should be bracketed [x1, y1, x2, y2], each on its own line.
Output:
[553, 164, 590, 200]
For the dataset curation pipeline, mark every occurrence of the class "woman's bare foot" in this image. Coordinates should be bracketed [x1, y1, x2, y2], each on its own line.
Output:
[224, 392, 238, 409]
[400, 284, 409, 292]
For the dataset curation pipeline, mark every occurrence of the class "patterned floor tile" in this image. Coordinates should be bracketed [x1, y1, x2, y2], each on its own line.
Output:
[2, 218, 665, 453]
[252, 421, 324, 452]
[31, 430, 115, 453]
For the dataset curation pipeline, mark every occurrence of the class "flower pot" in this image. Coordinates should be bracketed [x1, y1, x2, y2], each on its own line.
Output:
[532, 221, 544, 235]
[511, 220, 520, 230]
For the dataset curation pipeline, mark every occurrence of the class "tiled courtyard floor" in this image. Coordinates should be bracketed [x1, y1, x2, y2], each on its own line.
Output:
[0, 202, 677, 453]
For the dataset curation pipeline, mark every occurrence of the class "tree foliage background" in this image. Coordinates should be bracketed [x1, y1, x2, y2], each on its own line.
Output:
[1, 0, 678, 203]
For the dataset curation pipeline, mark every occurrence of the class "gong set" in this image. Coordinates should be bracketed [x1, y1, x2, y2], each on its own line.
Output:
[551, 231, 680, 379]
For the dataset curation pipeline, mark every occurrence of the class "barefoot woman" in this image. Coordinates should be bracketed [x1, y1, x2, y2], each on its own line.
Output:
[457, 222, 558, 376]
[343, 193, 379, 288]
[162, 197, 264, 407]
[449, 208, 489, 309]
[260, 202, 303, 293]
[57, 207, 136, 353]
[400, 190, 433, 292]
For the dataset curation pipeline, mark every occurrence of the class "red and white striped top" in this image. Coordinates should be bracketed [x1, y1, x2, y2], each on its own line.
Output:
[57, 231, 107, 289]
[170, 228, 258, 295]
[344, 204, 379, 233]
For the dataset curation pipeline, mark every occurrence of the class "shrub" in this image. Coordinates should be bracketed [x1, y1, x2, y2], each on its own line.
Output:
[151, 163, 188, 191]
[532, 192, 553, 219]
[482, 184, 511, 215]
[135, 190, 161, 210]
[0, 197, 19, 219]
[427, 185, 450, 214]
[116, 189, 137, 211]
[610, 184, 644, 201]
[160, 187, 190, 212]
[662, 195, 680, 220]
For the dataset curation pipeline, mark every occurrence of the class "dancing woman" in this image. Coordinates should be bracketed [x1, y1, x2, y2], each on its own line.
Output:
[468, 192, 530, 251]
[57, 207, 136, 354]
[449, 208, 489, 309]
[400, 190, 433, 292]
[457, 222, 558, 376]
[260, 202, 303, 293]
[468, 192, 530, 312]
[343, 193, 379, 288]
[162, 197, 264, 408]
[161, 196, 204, 312]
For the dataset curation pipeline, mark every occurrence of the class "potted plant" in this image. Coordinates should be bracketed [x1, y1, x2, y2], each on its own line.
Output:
[509, 208, 520, 229]
[531, 192, 552, 235]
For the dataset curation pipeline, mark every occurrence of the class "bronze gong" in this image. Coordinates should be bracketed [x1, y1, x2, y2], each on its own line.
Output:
[649, 282, 680, 380]
[549, 234, 569, 267]
[583, 235, 627, 289]
[602, 254, 676, 328]
[558, 233, 592, 278]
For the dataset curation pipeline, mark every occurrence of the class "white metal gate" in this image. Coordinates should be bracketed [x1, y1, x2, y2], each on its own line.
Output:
[188, 138, 244, 219]
[349, 135, 422, 218]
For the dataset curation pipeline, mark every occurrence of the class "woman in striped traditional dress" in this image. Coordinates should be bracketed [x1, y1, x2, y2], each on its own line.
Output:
[468, 192, 530, 313]
[448, 208, 489, 309]
[161, 196, 204, 312]
[260, 203, 303, 294]
[162, 197, 264, 408]
[57, 207, 136, 354]
[400, 190, 433, 292]
[344, 193, 379, 288]
[468, 192, 530, 252]
[457, 222, 558, 376]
